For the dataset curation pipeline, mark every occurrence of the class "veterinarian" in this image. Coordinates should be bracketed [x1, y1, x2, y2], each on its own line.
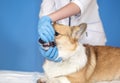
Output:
[38, 0, 107, 62]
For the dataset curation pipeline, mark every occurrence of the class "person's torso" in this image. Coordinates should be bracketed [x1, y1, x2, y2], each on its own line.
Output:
[54, 0, 101, 26]
[40, 0, 107, 45]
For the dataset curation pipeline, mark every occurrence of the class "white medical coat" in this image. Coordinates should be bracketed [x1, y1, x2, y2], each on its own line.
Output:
[39, 0, 107, 45]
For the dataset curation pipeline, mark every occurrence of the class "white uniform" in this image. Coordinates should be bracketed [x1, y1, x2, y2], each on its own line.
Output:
[39, 0, 107, 45]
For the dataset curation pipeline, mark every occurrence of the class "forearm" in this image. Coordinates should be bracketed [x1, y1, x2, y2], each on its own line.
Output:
[48, 2, 81, 22]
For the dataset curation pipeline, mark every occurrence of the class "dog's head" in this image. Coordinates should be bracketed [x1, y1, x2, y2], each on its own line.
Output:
[53, 23, 87, 60]
[39, 23, 87, 60]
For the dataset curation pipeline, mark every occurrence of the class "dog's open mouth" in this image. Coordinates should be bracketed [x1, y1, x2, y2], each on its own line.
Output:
[38, 38, 56, 50]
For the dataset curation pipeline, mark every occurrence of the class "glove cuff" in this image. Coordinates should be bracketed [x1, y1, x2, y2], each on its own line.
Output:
[41, 16, 52, 23]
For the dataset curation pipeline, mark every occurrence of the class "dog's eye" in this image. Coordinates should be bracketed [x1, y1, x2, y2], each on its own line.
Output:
[55, 31, 60, 36]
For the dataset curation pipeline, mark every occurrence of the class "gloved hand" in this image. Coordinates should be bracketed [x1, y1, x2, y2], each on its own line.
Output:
[38, 16, 62, 62]
[38, 16, 55, 42]
[39, 45, 62, 62]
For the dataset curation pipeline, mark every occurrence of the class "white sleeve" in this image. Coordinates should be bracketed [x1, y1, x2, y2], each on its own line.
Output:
[39, 0, 55, 18]
[71, 0, 92, 15]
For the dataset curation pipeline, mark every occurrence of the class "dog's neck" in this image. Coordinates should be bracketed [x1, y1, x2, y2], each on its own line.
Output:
[66, 43, 88, 70]
[58, 42, 87, 63]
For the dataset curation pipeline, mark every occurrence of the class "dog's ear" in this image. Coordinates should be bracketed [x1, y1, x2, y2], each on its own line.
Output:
[71, 23, 87, 40]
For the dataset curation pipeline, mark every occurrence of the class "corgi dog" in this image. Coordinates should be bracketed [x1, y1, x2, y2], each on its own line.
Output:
[38, 23, 120, 83]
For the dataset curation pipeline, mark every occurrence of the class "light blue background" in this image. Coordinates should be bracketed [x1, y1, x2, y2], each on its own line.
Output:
[0, 0, 120, 72]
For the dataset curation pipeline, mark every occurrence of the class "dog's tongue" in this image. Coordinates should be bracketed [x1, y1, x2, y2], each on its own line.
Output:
[38, 38, 56, 50]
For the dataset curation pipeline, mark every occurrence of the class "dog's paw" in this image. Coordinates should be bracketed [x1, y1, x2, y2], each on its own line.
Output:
[46, 78, 60, 83]
[37, 77, 47, 83]
[37, 79, 44, 83]
[37, 77, 61, 83]
[37, 79, 45, 83]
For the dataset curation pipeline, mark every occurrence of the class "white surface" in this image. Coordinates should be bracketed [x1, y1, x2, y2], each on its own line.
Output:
[0, 70, 119, 83]
[0, 70, 44, 83]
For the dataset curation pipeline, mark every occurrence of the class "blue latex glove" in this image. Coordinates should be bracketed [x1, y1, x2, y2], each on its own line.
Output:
[38, 16, 62, 62]
[39, 45, 62, 62]
[38, 16, 54, 43]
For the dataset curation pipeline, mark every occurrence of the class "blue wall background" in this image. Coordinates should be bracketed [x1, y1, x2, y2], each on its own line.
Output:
[98, 0, 120, 47]
[0, 0, 120, 72]
[0, 0, 44, 72]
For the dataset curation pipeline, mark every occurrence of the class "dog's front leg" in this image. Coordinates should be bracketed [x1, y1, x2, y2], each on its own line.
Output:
[45, 76, 71, 83]
[38, 76, 71, 83]
[37, 76, 49, 83]
[44, 61, 84, 78]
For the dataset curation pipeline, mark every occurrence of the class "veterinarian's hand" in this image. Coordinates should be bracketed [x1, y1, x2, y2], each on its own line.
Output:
[38, 16, 55, 42]
[39, 46, 62, 62]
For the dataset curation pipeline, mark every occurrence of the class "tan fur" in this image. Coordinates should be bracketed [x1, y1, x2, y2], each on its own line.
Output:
[67, 45, 120, 83]
[38, 23, 120, 83]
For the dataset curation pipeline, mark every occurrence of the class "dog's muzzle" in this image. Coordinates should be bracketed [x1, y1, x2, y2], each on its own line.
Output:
[38, 38, 56, 50]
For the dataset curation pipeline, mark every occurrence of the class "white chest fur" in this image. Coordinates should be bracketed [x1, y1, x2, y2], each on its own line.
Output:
[43, 44, 88, 78]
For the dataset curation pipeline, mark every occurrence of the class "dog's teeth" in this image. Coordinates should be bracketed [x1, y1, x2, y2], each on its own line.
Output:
[41, 43, 50, 50]
[44, 47, 50, 50]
